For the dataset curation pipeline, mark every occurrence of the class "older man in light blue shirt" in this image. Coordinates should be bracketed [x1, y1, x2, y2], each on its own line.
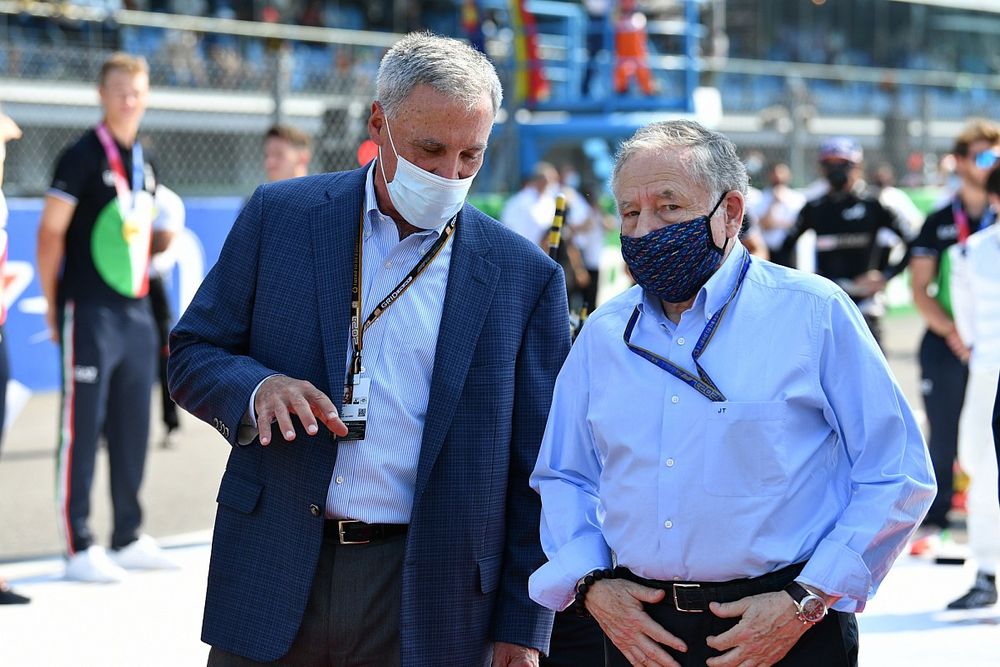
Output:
[530, 120, 935, 667]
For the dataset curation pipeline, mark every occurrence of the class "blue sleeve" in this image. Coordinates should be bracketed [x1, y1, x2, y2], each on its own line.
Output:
[529, 323, 613, 612]
[492, 264, 569, 651]
[800, 290, 936, 611]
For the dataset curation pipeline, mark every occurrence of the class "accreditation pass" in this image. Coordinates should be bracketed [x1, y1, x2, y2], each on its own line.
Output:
[340, 377, 370, 441]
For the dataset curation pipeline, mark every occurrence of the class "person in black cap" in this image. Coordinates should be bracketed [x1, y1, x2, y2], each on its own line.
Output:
[778, 136, 913, 346]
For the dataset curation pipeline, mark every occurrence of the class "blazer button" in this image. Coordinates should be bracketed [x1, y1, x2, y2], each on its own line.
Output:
[309, 504, 321, 517]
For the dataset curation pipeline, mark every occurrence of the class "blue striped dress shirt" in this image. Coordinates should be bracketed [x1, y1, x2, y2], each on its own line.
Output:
[529, 243, 935, 613]
[324, 163, 453, 523]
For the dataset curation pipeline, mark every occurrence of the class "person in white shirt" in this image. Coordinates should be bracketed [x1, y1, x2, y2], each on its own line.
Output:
[0, 109, 29, 605]
[747, 162, 806, 264]
[501, 162, 561, 246]
[947, 164, 1000, 609]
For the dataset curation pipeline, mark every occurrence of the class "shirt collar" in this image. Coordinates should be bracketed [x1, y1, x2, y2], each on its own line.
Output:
[636, 239, 749, 325]
[702, 240, 749, 319]
[363, 161, 448, 243]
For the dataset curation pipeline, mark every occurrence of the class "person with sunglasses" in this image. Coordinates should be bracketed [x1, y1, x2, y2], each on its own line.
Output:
[908, 119, 1000, 562]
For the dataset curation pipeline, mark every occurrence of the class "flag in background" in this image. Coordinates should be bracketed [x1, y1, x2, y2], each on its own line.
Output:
[509, 0, 549, 106]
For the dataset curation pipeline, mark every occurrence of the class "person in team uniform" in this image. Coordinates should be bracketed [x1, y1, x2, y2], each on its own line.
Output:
[36, 53, 179, 583]
[778, 137, 913, 346]
[908, 119, 1000, 555]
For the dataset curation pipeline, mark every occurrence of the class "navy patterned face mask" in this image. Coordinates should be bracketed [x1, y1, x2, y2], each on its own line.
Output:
[620, 193, 728, 304]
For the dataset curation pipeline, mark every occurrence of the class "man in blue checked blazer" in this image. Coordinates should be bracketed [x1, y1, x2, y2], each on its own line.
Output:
[168, 34, 568, 666]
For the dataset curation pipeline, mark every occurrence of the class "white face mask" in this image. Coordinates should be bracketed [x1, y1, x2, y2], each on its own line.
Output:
[378, 117, 476, 230]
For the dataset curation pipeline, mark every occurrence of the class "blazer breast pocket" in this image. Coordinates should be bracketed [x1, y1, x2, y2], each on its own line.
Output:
[216, 470, 264, 515]
[702, 401, 790, 497]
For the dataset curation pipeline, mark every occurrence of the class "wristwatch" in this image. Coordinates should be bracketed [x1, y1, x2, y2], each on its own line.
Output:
[783, 582, 828, 624]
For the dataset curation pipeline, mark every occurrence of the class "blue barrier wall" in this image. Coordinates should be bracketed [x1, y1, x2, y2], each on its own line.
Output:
[5, 197, 245, 392]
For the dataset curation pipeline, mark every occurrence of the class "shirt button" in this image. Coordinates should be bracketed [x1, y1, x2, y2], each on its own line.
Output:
[677, 337, 686, 346]
[335, 476, 345, 484]
[309, 504, 321, 517]
[671, 396, 680, 404]
[665, 458, 675, 467]
[664, 520, 673, 529]
[384, 260, 392, 269]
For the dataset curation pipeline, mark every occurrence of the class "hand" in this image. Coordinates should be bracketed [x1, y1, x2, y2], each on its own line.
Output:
[254, 375, 348, 445]
[944, 328, 970, 363]
[586, 579, 687, 667]
[574, 268, 592, 289]
[45, 305, 58, 343]
[850, 270, 887, 299]
[704, 591, 810, 667]
[0, 113, 21, 143]
[492, 641, 539, 667]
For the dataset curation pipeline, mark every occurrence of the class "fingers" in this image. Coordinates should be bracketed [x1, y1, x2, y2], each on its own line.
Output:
[710, 599, 749, 619]
[626, 580, 668, 605]
[308, 389, 348, 437]
[704, 647, 746, 667]
[272, 402, 296, 442]
[617, 635, 682, 667]
[255, 377, 348, 444]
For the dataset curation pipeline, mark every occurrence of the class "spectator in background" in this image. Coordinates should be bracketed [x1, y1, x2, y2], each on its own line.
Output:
[945, 165, 1000, 610]
[613, 0, 656, 96]
[263, 124, 312, 183]
[870, 162, 924, 240]
[36, 53, 179, 583]
[572, 182, 617, 311]
[748, 162, 806, 265]
[0, 109, 29, 605]
[147, 184, 185, 449]
[779, 137, 912, 346]
[909, 119, 1000, 555]
[501, 161, 561, 246]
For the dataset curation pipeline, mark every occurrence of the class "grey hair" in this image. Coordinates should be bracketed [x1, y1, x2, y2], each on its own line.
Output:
[610, 120, 748, 202]
[376, 32, 503, 119]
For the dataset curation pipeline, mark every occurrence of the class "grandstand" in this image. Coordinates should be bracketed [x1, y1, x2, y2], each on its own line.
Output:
[1, 0, 999, 197]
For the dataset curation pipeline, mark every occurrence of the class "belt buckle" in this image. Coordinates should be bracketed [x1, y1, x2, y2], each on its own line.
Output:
[337, 519, 369, 545]
[672, 583, 702, 613]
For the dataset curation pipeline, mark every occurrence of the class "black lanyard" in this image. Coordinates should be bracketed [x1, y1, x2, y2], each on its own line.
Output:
[623, 253, 751, 402]
[348, 210, 456, 383]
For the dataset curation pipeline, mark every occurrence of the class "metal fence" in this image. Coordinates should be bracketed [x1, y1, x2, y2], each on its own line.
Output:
[2, 1, 999, 197]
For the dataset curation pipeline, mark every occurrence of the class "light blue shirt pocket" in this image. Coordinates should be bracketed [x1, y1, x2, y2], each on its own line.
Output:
[703, 400, 790, 497]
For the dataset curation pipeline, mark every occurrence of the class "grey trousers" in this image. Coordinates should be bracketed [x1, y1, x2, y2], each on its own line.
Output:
[207, 525, 405, 667]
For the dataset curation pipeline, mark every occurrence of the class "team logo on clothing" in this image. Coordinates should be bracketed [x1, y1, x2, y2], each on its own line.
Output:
[91, 191, 154, 298]
[841, 203, 867, 221]
[74, 365, 99, 383]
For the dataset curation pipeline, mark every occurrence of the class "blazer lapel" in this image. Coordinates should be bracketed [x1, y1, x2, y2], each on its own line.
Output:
[310, 172, 366, 406]
[413, 208, 500, 503]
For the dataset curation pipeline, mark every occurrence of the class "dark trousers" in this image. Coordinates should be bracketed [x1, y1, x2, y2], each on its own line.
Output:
[919, 330, 969, 529]
[0, 323, 8, 453]
[542, 610, 605, 667]
[148, 275, 179, 431]
[207, 523, 405, 667]
[56, 299, 157, 553]
[604, 607, 857, 666]
[605, 567, 858, 667]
